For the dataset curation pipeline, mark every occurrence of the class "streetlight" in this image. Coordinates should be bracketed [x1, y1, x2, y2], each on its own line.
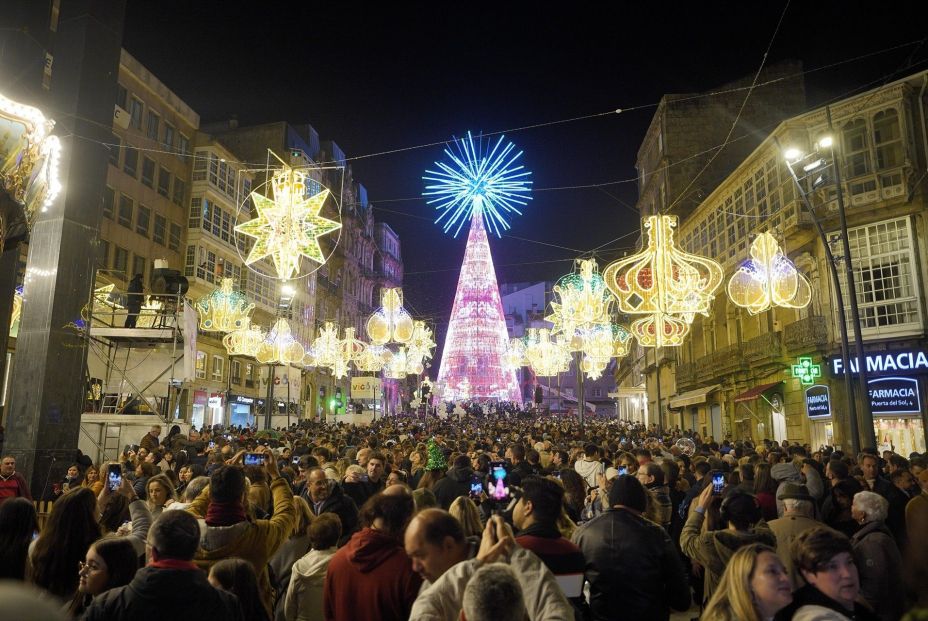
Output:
[778, 123, 875, 453]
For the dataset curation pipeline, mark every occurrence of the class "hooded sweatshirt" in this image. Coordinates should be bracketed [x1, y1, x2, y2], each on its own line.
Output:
[574, 459, 604, 490]
[323, 527, 423, 621]
[285, 547, 338, 621]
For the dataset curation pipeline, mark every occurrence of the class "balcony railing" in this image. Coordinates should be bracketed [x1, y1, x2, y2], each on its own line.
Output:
[676, 361, 696, 388]
[711, 344, 746, 374]
[784, 315, 829, 351]
[744, 331, 782, 364]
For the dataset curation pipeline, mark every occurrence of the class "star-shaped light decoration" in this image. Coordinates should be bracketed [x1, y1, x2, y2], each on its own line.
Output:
[727, 232, 812, 315]
[235, 166, 341, 280]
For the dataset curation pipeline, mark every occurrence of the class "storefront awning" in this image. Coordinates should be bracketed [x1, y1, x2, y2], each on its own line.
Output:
[668, 384, 720, 409]
[733, 381, 782, 403]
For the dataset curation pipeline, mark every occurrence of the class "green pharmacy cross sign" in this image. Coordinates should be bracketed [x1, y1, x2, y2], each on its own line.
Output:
[792, 357, 821, 385]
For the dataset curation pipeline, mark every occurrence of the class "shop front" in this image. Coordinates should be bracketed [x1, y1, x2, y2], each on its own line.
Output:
[229, 394, 255, 427]
[804, 384, 835, 450]
[191, 391, 225, 428]
[668, 384, 720, 438]
[732, 381, 784, 443]
[830, 349, 927, 454]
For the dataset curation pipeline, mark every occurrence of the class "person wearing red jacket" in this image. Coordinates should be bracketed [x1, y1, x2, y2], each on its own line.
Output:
[324, 487, 422, 621]
[0, 456, 31, 505]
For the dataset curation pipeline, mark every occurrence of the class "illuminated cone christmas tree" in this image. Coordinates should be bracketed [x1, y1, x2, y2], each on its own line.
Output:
[423, 132, 531, 403]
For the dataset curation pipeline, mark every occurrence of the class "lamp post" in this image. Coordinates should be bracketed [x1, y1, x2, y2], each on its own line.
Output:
[779, 129, 874, 453]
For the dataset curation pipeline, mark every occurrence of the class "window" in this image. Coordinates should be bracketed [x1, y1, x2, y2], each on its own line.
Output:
[118, 195, 133, 228]
[169, 223, 181, 251]
[97, 239, 109, 268]
[115, 84, 127, 110]
[136, 205, 151, 237]
[132, 255, 146, 281]
[129, 97, 143, 130]
[873, 109, 903, 170]
[123, 147, 138, 178]
[172, 178, 186, 206]
[197, 248, 216, 283]
[153, 214, 167, 245]
[842, 119, 870, 178]
[141, 157, 155, 187]
[158, 166, 171, 197]
[163, 123, 175, 151]
[184, 245, 196, 278]
[188, 197, 202, 228]
[211, 355, 224, 381]
[231, 360, 241, 385]
[836, 217, 921, 338]
[113, 246, 128, 274]
[146, 110, 160, 141]
[245, 363, 255, 388]
[178, 134, 190, 157]
[195, 351, 207, 379]
[108, 134, 121, 167]
[102, 186, 115, 219]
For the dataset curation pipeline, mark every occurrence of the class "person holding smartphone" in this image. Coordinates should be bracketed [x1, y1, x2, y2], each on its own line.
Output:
[432, 454, 477, 510]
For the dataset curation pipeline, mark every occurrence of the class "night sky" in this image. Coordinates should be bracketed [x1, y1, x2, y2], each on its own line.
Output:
[123, 1, 927, 341]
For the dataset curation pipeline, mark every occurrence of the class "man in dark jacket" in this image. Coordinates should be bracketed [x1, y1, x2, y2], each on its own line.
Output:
[124, 273, 144, 329]
[572, 475, 690, 621]
[303, 467, 358, 545]
[506, 443, 536, 486]
[432, 454, 475, 510]
[343, 451, 386, 508]
[83, 510, 243, 621]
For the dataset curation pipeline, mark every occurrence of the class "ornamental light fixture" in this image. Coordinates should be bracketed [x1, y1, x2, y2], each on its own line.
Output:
[603, 215, 724, 347]
[727, 232, 812, 315]
[195, 278, 255, 333]
[255, 318, 305, 365]
[366, 287, 415, 345]
[222, 322, 266, 356]
[546, 258, 612, 336]
[235, 163, 341, 280]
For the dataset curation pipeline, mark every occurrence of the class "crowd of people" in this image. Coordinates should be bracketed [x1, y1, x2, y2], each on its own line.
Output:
[0, 410, 926, 621]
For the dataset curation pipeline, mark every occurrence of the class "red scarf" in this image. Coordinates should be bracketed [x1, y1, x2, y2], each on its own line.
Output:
[149, 558, 200, 571]
[205, 501, 247, 526]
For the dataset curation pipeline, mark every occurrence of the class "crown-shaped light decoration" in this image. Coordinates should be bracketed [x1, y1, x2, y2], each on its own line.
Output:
[0, 90, 62, 226]
[727, 232, 812, 315]
[366, 287, 415, 345]
[612, 324, 633, 358]
[311, 322, 342, 367]
[547, 259, 612, 336]
[355, 343, 389, 373]
[603, 215, 724, 347]
[255, 318, 305, 365]
[222, 321, 266, 356]
[235, 163, 341, 280]
[195, 278, 255, 333]
[523, 328, 572, 377]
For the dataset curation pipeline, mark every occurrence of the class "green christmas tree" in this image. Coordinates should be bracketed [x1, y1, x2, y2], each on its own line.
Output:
[425, 438, 447, 471]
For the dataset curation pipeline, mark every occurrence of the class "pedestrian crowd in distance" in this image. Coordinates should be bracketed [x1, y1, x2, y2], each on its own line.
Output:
[0, 409, 926, 621]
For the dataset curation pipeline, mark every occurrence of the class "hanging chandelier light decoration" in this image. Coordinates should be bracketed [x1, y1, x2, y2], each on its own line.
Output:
[366, 287, 415, 345]
[195, 278, 255, 333]
[311, 322, 342, 368]
[727, 232, 812, 315]
[546, 258, 612, 336]
[603, 215, 724, 347]
[503, 338, 527, 372]
[255, 318, 305, 365]
[235, 162, 341, 281]
[355, 343, 389, 373]
[523, 328, 572, 377]
[222, 321, 266, 357]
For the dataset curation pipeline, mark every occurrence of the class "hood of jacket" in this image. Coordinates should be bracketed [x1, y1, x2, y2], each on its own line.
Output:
[575, 459, 602, 479]
[292, 547, 338, 579]
[710, 527, 777, 573]
[344, 527, 403, 573]
[445, 466, 474, 483]
[125, 566, 212, 602]
[771, 463, 802, 483]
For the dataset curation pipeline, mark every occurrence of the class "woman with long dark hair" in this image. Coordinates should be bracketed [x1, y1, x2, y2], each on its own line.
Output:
[30, 487, 101, 599]
[209, 557, 270, 621]
[0, 497, 38, 580]
[67, 537, 139, 617]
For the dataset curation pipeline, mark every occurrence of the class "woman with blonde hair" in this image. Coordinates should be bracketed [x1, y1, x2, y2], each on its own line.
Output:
[448, 496, 483, 538]
[145, 473, 176, 518]
[701, 543, 792, 621]
[82, 464, 104, 496]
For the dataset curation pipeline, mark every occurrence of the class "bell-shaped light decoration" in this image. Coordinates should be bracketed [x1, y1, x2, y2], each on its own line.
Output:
[366, 287, 415, 345]
[255, 318, 305, 365]
[727, 232, 812, 315]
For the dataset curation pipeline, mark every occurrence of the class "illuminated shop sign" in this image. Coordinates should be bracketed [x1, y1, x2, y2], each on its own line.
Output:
[868, 376, 921, 416]
[805, 385, 831, 419]
[831, 350, 928, 376]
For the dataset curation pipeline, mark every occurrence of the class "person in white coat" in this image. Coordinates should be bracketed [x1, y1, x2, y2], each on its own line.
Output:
[284, 513, 342, 621]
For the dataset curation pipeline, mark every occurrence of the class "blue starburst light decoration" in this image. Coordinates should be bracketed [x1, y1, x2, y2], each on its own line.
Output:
[423, 131, 532, 237]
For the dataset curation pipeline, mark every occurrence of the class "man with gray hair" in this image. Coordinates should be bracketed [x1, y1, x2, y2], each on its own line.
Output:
[163, 475, 210, 512]
[768, 483, 830, 586]
[461, 563, 526, 621]
[851, 491, 904, 621]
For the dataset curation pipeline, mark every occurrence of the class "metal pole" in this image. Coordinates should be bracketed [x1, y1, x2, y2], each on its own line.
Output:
[778, 137, 861, 454]
[287, 368, 291, 429]
[265, 364, 274, 430]
[655, 357, 662, 432]
[576, 352, 585, 436]
[826, 106, 876, 451]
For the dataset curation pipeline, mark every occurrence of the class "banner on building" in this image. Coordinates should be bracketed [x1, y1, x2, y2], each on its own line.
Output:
[351, 376, 382, 400]
[868, 376, 920, 415]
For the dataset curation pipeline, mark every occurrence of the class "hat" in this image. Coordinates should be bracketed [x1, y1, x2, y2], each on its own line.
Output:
[770, 462, 801, 483]
[605, 467, 619, 481]
[778, 483, 814, 502]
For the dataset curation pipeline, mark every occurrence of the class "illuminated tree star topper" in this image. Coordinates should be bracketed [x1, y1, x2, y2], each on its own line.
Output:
[235, 167, 341, 280]
[423, 131, 532, 238]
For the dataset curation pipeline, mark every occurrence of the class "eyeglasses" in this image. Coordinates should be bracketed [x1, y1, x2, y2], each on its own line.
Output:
[78, 561, 103, 573]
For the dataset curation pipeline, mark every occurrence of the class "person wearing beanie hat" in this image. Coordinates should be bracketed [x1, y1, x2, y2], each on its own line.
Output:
[572, 475, 690, 620]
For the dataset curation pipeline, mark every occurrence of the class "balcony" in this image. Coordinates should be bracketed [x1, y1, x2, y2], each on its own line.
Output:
[744, 331, 782, 365]
[784, 315, 828, 352]
[711, 344, 746, 375]
[676, 362, 697, 390]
